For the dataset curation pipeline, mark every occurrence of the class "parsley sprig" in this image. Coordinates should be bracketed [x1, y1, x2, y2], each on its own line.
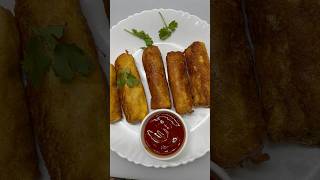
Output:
[158, 12, 178, 40]
[117, 68, 140, 88]
[22, 26, 93, 86]
[124, 29, 153, 47]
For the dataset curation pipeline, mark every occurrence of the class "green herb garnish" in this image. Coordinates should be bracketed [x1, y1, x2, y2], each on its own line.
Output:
[117, 68, 140, 88]
[22, 26, 93, 85]
[124, 29, 153, 47]
[158, 12, 178, 40]
[22, 36, 52, 85]
[53, 43, 93, 82]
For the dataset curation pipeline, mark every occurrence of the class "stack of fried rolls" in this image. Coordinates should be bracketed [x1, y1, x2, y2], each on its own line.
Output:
[110, 41, 210, 123]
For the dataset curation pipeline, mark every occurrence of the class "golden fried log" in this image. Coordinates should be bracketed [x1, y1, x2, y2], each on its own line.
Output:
[15, 0, 108, 179]
[166, 51, 193, 115]
[0, 6, 39, 180]
[184, 41, 210, 107]
[110, 64, 122, 122]
[142, 45, 171, 109]
[115, 52, 148, 123]
[211, 0, 267, 168]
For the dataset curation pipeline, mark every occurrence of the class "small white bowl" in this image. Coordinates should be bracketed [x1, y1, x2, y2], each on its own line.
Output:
[140, 109, 188, 161]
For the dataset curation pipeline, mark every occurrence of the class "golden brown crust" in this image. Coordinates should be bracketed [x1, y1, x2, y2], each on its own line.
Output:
[166, 51, 193, 115]
[142, 45, 171, 109]
[184, 41, 210, 107]
[0, 6, 39, 180]
[246, 0, 320, 145]
[110, 64, 122, 122]
[115, 52, 148, 123]
[211, 0, 266, 168]
[15, 0, 108, 179]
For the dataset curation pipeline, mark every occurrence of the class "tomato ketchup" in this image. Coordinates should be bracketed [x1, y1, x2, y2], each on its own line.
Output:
[143, 112, 185, 156]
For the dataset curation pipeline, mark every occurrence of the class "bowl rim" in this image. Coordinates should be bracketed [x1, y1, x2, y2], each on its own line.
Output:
[140, 109, 189, 161]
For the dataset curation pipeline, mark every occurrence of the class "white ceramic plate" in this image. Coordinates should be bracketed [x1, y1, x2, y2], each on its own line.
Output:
[110, 9, 210, 168]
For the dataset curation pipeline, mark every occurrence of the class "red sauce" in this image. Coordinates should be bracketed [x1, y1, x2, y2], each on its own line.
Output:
[143, 112, 185, 156]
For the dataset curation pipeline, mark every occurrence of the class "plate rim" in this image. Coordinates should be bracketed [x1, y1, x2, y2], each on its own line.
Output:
[110, 8, 210, 30]
[110, 8, 210, 168]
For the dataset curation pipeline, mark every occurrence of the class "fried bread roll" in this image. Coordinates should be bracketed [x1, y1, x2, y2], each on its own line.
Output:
[184, 41, 210, 107]
[142, 45, 171, 109]
[211, 0, 267, 168]
[110, 64, 122, 122]
[246, 0, 320, 145]
[15, 0, 108, 179]
[166, 51, 193, 114]
[115, 52, 148, 123]
[0, 7, 39, 180]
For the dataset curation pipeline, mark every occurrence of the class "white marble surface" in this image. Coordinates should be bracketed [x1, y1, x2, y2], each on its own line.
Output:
[110, 0, 210, 179]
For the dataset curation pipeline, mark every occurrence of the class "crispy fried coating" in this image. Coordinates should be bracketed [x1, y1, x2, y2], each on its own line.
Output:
[15, 0, 108, 179]
[0, 7, 39, 180]
[115, 52, 148, 123]
[185, 41, 210, 107]
[110, 64, 122, 123]
[166, 51, 193, 115]
[211, 0, 267, 168]
[246, 0, 320, 145]
[142, 45, 171, 109]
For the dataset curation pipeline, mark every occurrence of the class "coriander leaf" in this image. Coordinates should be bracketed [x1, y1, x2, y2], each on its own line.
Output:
[116, 69, 128, 88]
[33, 26, 64, 39]
[145, 38, 153, 47]
[158, 12, 178, 40]
[127, 73, 140, 87]
[63, 43, 93, 76]
[117, 76, 126, 88]
[159, 27, 171, 40]
[53, 43, 93, 81]
[122, 68, 130, 74]
[53, 44, 74, 82]
[116, 68, 140, 88]
[32, 26, 64, 50]
[159, 12, 168, 27]
[22, 36, 51, 86]
[124, 29, 153, 47]
[23, 25, 93, 85]
[168, 21, 178, 31]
